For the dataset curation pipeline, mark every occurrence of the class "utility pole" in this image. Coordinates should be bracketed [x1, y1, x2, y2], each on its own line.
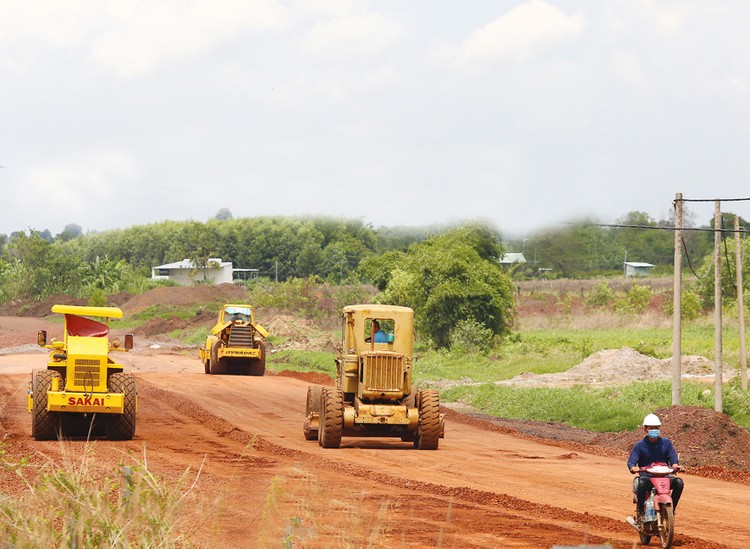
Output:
[672, 193, 682, 405]
[736, 215, 748, 391]
[714, 200, 723, 413]
[275, 260, 278, 283]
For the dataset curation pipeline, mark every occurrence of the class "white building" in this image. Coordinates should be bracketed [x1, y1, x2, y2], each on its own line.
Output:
[500, 253, 527, 265]
[151, 258, 234, 286]
[624, 261, 655, 277]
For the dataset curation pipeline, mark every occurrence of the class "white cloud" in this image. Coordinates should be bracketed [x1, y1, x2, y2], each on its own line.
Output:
[363, 64, 396, 89]
[25, 152, 136, 213]
[91, 0, 289, 78]
[433, 0, 586, 69]
[0, 0, 92, 47]
[300, 12, 405, 58]
[625, 0, 688, 36]
[608, 49, 646, 88]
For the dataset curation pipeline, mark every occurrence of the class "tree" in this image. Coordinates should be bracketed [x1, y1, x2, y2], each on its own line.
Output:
[378, 224, 515, 348]
[57, 223, 83, 241]
[214, 208, 233, 221]
[184, 222, 220, 282]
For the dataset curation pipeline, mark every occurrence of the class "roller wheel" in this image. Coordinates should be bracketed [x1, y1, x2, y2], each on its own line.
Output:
[203, 348, 210, 374]
[318, 387, 343, 448]
[414, 390, 440, 450]
[210, 342, 227, 375]
[657, 504, 674, 548]
[303, 385, 322, 440]
[31, 370, 62, 440]
[248, 341, 266, 376]
[105, 373, 137, 440]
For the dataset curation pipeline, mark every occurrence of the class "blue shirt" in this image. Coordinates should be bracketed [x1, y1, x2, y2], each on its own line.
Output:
[627, 436, 679, 470]
[374, 329, 388, 343]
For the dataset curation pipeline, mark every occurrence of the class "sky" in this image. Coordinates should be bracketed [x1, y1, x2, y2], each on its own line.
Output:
[2, 0, 750, 240]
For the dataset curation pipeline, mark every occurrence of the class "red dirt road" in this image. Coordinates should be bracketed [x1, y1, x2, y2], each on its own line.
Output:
[1, 345, 749, 547]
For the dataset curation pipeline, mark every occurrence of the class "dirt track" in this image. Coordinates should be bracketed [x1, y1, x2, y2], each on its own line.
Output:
[1, 336, 749, 549]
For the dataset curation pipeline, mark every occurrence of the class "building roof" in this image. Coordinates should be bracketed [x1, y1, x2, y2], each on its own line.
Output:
[624, 262, 655, 268]
[153, 258, 231, 270]
[500, 253, 527, 264]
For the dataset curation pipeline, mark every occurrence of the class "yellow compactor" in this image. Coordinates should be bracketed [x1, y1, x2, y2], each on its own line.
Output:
[199, 304, 269, 375]
[28, 305, 136, 440]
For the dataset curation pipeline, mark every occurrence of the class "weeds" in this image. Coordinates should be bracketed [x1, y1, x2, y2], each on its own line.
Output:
[0, 444, 196, 547]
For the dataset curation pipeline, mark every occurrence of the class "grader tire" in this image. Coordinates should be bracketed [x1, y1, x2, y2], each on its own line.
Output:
[210, 342, 227, 375]
[32, 370, 62, 440]
[303, 385, 322, 441]
[400, 388, 417, 442]
[105, 373, 137, 440]
[319, 387, 344, 448]
[415, 390, 440, 450]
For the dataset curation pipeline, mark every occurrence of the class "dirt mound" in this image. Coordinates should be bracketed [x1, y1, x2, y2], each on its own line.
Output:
[133, 317, 191, 337]
[594, 405, 750, 471]
[272, 369, 334, 385]
[262, 313, 338, 352]
[120, 284, 248, 315]
[0, 294, 88, 317]
[500, 347, 734, 387]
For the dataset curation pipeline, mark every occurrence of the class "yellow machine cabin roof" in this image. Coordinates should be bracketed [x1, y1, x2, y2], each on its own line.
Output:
[342, 304, 414, 356]
[51, 305, 124, 319]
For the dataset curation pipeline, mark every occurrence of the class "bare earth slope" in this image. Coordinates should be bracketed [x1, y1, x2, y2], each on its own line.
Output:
[0, 345, 748, 547]
[0, 284, 748, 547]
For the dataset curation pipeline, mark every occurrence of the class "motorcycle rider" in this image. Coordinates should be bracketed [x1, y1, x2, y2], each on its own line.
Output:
[627, 413, 684, 521]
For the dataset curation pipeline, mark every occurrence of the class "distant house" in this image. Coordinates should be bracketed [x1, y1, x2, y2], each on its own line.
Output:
[500, 253, 527, 265]
[151, 258, 234, 286]
[232, 268, 260, 283]
[624, 261, 655, 277]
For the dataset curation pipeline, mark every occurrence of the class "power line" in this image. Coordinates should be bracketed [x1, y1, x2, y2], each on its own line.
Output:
[677, 197, 750, 203]
[566, 222, 749, 233]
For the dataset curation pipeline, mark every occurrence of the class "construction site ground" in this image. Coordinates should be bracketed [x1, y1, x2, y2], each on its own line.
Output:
[0, 285, 748, 548]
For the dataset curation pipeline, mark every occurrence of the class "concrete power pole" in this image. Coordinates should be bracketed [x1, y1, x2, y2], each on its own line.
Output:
[736, 216, 748, 391]
[672, 193, 682, 405]
[714, 200, 723, 413]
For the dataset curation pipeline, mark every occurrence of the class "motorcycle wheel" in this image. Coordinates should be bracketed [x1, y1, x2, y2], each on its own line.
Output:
[657, 504, 674, 548]
[639, 531, 652, 546]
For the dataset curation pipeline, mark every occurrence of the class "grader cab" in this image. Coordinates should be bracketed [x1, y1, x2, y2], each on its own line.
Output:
[303, 304, 444, 449]
[29, 305, 137, 440]
[199, 304, 269, 375]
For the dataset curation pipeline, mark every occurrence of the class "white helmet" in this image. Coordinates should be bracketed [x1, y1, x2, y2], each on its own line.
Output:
[643, 413, 661, 427]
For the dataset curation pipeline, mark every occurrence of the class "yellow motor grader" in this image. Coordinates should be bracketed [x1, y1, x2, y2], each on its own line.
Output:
[303, 304, 444, 449]
[199, 304, 269, 375]
[29, 305, 136, 440]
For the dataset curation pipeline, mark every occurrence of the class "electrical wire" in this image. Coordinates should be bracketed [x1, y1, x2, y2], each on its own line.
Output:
[682, 237, 713, 280]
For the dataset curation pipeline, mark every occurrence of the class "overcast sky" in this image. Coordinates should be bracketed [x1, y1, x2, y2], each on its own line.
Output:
[2, 0, 750, 240]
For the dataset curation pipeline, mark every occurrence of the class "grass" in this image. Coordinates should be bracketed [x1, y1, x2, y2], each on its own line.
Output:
[128, 290, 750, 433]
[440, 380, 750, 431]
[0, 444, 196, 547]
[267, 350, 335, 376]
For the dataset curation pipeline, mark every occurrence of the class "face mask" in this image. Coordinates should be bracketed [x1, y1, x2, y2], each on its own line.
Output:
[647, 429, 660, 439]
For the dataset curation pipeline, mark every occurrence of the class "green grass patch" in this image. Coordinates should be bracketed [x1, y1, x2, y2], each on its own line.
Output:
[267, 350, 335, 376]
[441, 379, 750, 431]
[113, 303, 219, 330]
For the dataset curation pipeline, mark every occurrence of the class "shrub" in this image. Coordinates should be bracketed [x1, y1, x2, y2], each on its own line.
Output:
[450, 319, 494, 354]
[586, 281, 614, 308]
[662, 289, 703, 321]
[614, 283, 653, 314]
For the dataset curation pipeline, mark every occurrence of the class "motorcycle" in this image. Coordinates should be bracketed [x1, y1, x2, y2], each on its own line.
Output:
[625, 463, 681, 548]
